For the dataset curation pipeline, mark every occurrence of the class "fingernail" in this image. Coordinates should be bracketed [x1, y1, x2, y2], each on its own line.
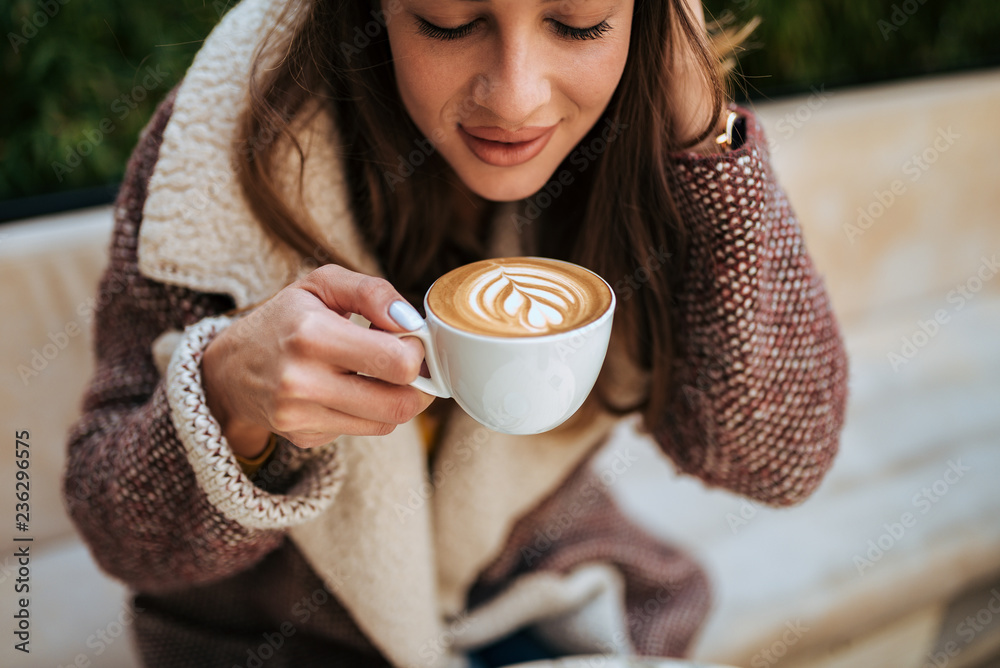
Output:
[389, 300, 424, 331]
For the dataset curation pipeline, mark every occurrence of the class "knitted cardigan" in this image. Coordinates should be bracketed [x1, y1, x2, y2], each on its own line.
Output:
[63, 1, 848, 666]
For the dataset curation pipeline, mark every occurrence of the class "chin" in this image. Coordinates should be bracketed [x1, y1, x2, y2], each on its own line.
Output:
[458, 166, 558, 203]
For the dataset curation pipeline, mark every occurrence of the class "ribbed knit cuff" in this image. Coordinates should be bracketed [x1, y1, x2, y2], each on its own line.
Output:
[165, 315, 346, 530]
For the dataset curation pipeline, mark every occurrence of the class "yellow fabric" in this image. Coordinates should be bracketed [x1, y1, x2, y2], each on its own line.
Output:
[416, 411, 442, 460]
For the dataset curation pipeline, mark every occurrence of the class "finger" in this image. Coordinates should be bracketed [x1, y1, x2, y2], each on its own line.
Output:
[299, 265, 426, 334]
[368, 323, 431, 375]
[320, 374, 436, 424]
[272, 401, 420, 448]
[291, 311, 426, 385]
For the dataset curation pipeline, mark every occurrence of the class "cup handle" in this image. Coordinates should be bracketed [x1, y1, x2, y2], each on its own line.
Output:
[392, 325, 451, 398]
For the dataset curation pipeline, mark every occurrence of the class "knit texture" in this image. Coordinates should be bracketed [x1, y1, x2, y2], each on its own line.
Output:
[655, 111, 848, 505]
[166, 314, 344, 529]
[138, 0, 379, 310]
[64, 93, 847, 666]
[63, 89, 290, 592]
[131, 537, 388, 668]
[469, 458, 712, 657]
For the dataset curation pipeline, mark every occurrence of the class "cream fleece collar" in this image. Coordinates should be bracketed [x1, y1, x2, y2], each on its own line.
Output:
[137, 0, 619, 665]
[139, 0, 378, 308]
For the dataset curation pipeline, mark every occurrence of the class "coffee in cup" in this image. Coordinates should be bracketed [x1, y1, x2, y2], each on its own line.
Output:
[426, 257, 613, 338]
[395, 257, 615, 435]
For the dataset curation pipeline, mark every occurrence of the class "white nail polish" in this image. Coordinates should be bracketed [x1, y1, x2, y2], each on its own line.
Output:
[389, 301, 424, 331]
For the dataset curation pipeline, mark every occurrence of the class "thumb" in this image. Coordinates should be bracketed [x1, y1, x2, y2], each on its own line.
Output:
[300, 264, 426, 333]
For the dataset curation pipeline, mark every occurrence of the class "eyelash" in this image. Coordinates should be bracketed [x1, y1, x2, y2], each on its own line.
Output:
[553, 20, 612, 41]
[415, 17, 612, 42]
[416, 17, 479, 41]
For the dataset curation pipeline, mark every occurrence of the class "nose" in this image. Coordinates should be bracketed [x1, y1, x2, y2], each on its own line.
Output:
[473, 31, 552, 127]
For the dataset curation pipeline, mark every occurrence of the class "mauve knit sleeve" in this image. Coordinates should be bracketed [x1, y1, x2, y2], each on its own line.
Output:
[63, 90, 345, 593]
[652, 109, 849, 507]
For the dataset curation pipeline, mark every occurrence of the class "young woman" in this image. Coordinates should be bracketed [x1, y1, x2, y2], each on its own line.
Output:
[64, 0, 848, 666]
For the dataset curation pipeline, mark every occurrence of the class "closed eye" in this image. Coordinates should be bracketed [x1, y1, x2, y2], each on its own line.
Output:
[550, 19, 612, 41]
[415, 16, 613, 42]
[415, 17, 480, 41]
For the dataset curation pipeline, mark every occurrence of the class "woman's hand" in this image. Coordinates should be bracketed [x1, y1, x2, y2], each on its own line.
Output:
[201, 265, 435, 457]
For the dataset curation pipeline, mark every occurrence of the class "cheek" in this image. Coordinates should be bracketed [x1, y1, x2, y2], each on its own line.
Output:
[559, 42, 630, 111]
[391, 38, 471, 132]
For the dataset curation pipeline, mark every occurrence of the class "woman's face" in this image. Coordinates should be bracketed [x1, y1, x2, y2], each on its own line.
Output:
[385, 0, 634, 202]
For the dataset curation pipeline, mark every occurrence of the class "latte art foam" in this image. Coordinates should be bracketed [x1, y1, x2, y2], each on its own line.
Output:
[427, 258, 612, 337]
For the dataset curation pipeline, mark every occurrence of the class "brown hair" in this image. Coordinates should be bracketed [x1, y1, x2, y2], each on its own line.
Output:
[235, 0, 739, 433]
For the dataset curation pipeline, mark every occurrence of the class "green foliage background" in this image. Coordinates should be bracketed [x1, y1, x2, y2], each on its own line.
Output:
[1, 0, 227, 202]
[2, 0, 998, 203]
[702, 0, 999, 98]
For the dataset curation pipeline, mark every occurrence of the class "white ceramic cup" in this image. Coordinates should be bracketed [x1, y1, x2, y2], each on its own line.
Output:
[396, 261, 616, 435]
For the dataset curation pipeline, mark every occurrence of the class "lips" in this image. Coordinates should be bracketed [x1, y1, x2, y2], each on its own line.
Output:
[458, 124, 558, 167]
